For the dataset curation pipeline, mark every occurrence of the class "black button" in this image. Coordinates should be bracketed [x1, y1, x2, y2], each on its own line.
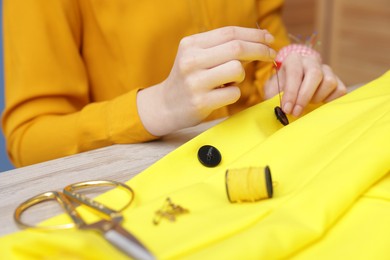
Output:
[197, 145, 221, 167]
[274, 106, 289, 126]
[264, 166, 273, 198]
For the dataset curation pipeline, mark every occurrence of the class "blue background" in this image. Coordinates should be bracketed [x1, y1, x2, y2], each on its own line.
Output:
[1, 0, 15, 172]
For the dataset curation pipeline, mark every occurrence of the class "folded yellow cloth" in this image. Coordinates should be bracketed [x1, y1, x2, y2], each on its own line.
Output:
[1, 71, 390, 259]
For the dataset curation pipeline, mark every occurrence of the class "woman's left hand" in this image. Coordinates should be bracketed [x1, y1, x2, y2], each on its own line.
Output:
[264, 53, 347, 117]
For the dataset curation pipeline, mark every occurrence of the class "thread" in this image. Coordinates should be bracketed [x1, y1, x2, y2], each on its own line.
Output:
[273, 60, 282, 107]
[225, 166, 273, 203]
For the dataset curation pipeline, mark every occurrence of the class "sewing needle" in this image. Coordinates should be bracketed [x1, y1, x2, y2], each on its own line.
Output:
[256, 22, 288, 126]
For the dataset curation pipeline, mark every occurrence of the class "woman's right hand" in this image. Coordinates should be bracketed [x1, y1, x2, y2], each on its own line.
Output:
[137, 26, 276, 136]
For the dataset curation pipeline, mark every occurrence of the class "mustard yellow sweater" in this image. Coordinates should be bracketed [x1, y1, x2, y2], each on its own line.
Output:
[2, 0, 289, 167]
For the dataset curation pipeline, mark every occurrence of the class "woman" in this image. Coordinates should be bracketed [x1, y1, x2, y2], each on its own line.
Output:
[2, 0, 346, 167]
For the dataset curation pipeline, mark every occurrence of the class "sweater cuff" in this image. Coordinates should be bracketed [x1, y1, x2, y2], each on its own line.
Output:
[107, 89, 159, 143]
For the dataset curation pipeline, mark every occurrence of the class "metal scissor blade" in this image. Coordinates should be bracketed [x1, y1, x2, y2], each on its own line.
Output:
[103, 224, 156, 260]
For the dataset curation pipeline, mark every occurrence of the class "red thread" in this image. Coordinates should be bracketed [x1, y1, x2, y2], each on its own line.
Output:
[274, 60, 282, 70]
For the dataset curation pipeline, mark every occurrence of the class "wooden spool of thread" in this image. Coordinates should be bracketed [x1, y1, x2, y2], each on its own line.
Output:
[225, 166, 273, 203]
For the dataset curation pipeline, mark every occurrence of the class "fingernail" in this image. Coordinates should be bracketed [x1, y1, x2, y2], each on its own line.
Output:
[283, 102, 293, 114]
[292, 105, 303, 117]
[265, 34, 274, 44]
[269, 49, 276, 59]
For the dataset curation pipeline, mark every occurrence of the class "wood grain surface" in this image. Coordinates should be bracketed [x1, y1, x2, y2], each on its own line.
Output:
[0, 119, 224, 236]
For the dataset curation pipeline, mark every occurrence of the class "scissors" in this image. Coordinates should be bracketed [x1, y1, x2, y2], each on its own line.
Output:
[14, 180, 155, 260]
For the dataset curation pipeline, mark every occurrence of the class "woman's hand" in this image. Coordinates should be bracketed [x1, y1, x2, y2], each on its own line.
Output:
[137, 26, 276, 136]
[264, 53, 347, 117]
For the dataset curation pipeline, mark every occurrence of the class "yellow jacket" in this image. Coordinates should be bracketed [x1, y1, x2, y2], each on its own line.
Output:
[2, 0, 289, 167]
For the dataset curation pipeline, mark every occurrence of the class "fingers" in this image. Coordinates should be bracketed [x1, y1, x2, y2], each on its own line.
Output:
[263, 74, 279, 99]
[289, 57, 323, 116]
[201, 60, 246, 89]
[324, 77, 347, 102]
[281, 55, 347, 117]
[157, 26, 277, 134]
[206, 86, 241, 110]
[181, 60, 245, 95]
[281, 53, 304, 115]
[177, 26, 276, 71]
[202, 40, 276, 68]
[311, 65, 338, 103]
[185, 26, 275, 49]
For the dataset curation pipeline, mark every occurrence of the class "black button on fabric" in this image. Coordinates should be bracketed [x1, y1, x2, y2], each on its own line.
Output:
[197, 145, 221, 167]
[274, 106, 289, 126]
[264, 165, 273, 198]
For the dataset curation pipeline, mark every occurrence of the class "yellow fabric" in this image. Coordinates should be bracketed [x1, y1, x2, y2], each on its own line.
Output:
[1, 0, 289, 167]
[1, 71, 390, 259]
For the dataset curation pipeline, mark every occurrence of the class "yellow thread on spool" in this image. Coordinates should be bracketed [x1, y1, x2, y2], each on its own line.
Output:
[225, 166, 273, 203]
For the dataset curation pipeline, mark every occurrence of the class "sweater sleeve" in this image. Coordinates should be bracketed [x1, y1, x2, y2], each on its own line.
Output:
[2, 0, 157, 167]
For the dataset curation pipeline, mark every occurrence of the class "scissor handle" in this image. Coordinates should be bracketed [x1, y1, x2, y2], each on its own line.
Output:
[63, 180, 134, 222]
[14, 191, 86, 230]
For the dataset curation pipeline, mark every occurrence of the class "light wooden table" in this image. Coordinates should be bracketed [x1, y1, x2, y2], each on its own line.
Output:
[0, 119, 223, 237]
